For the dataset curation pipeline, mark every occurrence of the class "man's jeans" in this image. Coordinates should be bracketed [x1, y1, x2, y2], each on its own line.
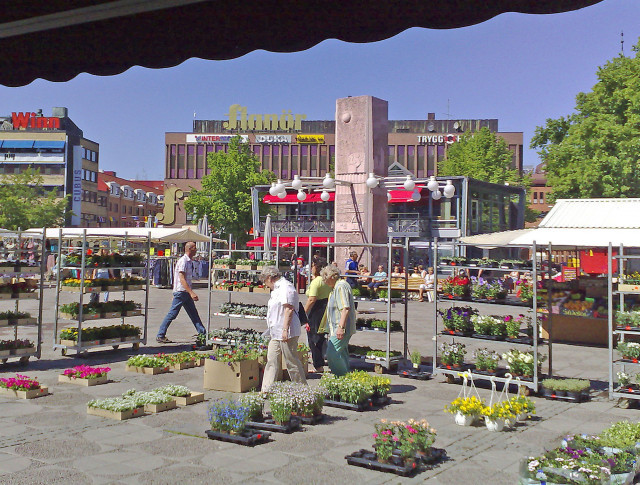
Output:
[157, 291, 206, 338]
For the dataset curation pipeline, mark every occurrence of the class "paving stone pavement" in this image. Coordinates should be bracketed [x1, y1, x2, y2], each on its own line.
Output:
[0, 286, 638, 484]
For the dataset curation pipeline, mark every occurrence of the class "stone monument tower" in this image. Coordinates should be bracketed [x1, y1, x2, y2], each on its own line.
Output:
[334, 96, 389, 270]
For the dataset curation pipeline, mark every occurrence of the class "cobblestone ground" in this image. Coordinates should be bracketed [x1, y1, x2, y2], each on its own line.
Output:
[0, 286, 637, 484]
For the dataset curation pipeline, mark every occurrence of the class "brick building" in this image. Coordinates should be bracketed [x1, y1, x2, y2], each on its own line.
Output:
[97, 171, 163, 227]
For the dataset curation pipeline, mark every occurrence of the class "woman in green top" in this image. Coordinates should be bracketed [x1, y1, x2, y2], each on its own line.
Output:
[304, 257, 331, 372]
[321, 264, 356, 376]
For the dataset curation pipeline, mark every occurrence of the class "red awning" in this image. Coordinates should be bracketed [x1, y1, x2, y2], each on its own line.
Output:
[387, 185, 426, 203]
[246, 236, 334, 248]
[264, 192, 335, 204]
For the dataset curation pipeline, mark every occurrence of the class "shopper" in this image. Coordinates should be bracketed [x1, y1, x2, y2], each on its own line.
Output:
[260, 266, 307, 391]
[367, 265, 388, 291]
[304, 257, 331, 373]
[321, 264, 356, 376]
[156, 241, 206, 343]
[89, 248, 114, 304]
[345, 251, 359, 288]
[419, 266, 435, 302]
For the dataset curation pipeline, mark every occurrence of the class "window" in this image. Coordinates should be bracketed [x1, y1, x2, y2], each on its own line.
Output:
[388, 146, 396, 165]
[114, 203, 118, 212]
[533, 192, 538, 204]
[122, 205, 126, 214]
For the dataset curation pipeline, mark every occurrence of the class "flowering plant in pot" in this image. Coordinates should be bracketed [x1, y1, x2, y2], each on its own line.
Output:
[63, 365, 110, 380]
[0, 374, 40, 391]
[373, 420, 396, 463]
[505, 315, 521, 339]
[438, 306, 476, 334]
[239, 391, 265, 421]
[510, 395, 535, 421]
[267, 382, 324, 417]
[473, 348, 500, 372]
[481, 402, 514, 432]
[410, 350, 421, 369]
[268, 391, 293, 425]
[207, 398, 251, 434]
[485, 281, 508, 300]
[617, 341, 640, 362]
[502, 349, 546, 377]
[445, 396, 484, 426]
[407, 419, 437, 457]
[439, 342, 466, 368]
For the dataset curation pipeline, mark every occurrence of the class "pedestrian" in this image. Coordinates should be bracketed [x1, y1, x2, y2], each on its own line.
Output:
[304, 257, 330, 373]
[345, 250, 359, 288]
[321, 264, 356, 376]
[260, 266, 307, 391]
[156, 241, 206, 343]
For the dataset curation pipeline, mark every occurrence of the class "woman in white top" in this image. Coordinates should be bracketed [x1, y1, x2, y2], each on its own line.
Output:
[419, 266, 435, 302]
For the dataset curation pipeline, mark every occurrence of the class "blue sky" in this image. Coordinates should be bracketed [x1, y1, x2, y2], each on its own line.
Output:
[0, 0, 638, 180]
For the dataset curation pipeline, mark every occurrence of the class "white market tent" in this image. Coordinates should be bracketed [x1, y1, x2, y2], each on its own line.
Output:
[25, 227, 225, 243]
[460, 199, 640, 249]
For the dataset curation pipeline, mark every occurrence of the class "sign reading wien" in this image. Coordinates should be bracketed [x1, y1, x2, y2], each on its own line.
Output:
[12, 112, 60, 129]
[224, 104, 306, 131]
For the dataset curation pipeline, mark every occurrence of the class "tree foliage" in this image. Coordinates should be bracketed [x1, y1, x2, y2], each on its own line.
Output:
[438, 127, 527, 186]
[0, 168, 67, 230]
[184, 137, 275, 245]
[531, 39, 640, 201]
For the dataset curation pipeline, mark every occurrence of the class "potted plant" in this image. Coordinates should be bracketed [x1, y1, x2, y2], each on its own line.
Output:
[410, 350, 421, 369]
[207, 398, 251, 434]
[502, 349, 546, 378]
[615, 311, 640, 331]
[373, 420, 396, 463]
[439, 342, 466, 369]
[268, 391, 293, 426]
[510, 395, 535, 421]
[505, 315, 521, 339]
[438, 306, 476, 335]
[541, 378, 559, 397]
[125, 355, 170, 374]
[481, 402, 514, 432]
[445, 396, 484, 426]
[473, 348, 500, 373]
[563, 378, 590, 400]
[0, 374, 48, 399]
[616, 341, 640, 362]
[59, 365, 110, 386]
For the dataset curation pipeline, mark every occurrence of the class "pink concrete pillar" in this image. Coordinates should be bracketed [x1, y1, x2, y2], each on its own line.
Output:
[334, 96, 389, 271]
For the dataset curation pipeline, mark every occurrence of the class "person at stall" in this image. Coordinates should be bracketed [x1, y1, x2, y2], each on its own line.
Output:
[357, 265, 371, 285]
[419, 266, 435, 302]
[321, 264, 356, 376]
[156, 241, 206, 344]
[367, 265, 388, 291]
[90, 247, 114, 304]
[304, 257, 331, 373]
[344, 251, 359, 288]
[260, 266, 307, 391]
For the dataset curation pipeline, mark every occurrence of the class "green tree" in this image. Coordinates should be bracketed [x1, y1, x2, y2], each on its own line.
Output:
[531, 39, 640, 201]
[438, 127, 526, 186]
[0, 168, 68, 230]
[184, 136, 275, 245]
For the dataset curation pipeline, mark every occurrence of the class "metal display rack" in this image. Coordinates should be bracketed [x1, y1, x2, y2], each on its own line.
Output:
[432, 239, 548, 392]
[607, 243, 640, 406]
[0, 228, 45, 365]
[52, 229, 150, 356]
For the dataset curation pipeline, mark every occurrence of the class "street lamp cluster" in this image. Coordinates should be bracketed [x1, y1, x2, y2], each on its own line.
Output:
[269, 173, 456, 202]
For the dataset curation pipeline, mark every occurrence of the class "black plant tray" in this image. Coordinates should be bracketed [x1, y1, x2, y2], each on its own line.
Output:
[371, 395, 392, 408]
[473, 368, 506, 377]
[471, 333, 505, 341]
[193, 344, 212, 351]
[247, 416, 301, 434]
[620, 358, 640, 364]
[505, 336, 535, 345]
[615, 386, 640, 395]
[541, 392, 589, 402]
[616, 326, 640, 332]
[325, 398, 375, 412]
[398, 369, 432, 380]
[205, 429, 271, 446]
[298, 413, 324, 425]
[345, 449, 419, 477]
[437, 363, 473, 372]
[440, 330, 473, 337]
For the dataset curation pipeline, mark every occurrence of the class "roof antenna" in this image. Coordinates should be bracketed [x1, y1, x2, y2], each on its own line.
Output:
[621, 30, 624, 56]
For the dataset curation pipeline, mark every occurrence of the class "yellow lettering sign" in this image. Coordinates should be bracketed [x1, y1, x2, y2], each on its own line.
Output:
[156, 187, 184, 226]
[224, 104, 307, 131]
[297, 134, 325, 144]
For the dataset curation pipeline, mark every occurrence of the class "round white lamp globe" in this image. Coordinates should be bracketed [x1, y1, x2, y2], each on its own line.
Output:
[403, 175, 416, 191]
[427, 176, 439, 192]
[431, 190, 442, 200]
[366, 173, 379, 189]
[320, 190, 330, 202]
[268, 182, 278, 196]
[291, 175, 303, 190]
[277, 191, 287, 199]
[443, 180, 456, 198]
[411, 189, 421, 202]
[297, 190, 307, 201]
[322, 174, 335, 189]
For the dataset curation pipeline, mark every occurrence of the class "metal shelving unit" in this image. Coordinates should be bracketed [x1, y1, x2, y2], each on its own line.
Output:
[52, 229, 150, 356]
[0, 228, 46, 365]
[432, 239, 548, 392]
[607, 243, 640, 405]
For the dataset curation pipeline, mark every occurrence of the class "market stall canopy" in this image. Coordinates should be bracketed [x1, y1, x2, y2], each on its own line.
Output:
[246, 236, 334, 248]
[0, 0, 603, 87]
[26, 227, 224, 243]
[458, 229, 534, 248]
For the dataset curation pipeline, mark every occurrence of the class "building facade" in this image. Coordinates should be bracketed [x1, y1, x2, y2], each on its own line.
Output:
[0, 107, 100, 227]
[97, 171, 164, 227]
[164, 105, 524, 227]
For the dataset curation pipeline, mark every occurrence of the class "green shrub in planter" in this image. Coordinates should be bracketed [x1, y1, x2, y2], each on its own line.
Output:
[562, 379, 590, 393]
[617, 342, 640, 359]
[541, 378, 560, 391]
[352, 287, 361, 297]
[599, 421, 640, 450]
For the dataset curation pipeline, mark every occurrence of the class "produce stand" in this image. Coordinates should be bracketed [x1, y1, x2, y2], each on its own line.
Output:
[51, 228, 151, 356]
[432, 239, 547, 392]
[0, 228, 45, 365]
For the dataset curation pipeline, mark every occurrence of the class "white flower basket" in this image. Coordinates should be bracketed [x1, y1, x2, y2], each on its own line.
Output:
[454, 411, 475, 426]
[485, 418, 505, 432]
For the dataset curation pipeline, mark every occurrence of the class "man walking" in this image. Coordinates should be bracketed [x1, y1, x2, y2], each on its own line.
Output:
[156, 241, 206, 343]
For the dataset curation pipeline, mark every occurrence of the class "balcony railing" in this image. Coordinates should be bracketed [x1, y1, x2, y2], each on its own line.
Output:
[259, 218, 334, 235]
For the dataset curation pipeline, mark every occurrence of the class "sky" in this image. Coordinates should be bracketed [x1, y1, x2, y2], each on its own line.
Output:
[0, 0, 638, 180]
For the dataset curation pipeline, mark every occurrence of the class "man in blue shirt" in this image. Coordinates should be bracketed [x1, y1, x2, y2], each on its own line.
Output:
[367, 265, 388, 290]
[345, 251, 359, 288]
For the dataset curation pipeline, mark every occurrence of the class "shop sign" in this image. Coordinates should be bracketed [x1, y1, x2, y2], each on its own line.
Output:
[223, 104, 307, 131]
[12, 112, 60, 130]
[255, 134, 292, 143]
[297, 134, 324, 144]
[156, 187, 184, 226]
[186, 134, 248, 144]
[71, 145, 82, 226]
[417, 134, 460, 145]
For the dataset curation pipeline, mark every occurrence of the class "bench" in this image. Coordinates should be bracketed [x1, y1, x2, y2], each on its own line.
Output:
[378, 277, 424, 292]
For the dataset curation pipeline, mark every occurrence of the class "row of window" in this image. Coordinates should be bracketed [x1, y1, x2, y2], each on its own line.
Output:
[107, 202, 154, 216]
[83, 148, 98, 162]
[82, 190, 98, 203]
[166, 142, 520, 180]
[531, 191, 547, 204]
[0, 163, 65, 175]
[83, 169, 97, 183]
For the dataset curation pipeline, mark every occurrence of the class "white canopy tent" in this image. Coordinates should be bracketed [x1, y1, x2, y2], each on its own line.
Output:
[26, 227, 225, 243]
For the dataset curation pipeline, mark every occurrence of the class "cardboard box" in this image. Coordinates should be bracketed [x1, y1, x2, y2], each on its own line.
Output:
[58, 374, 108, 386]
[87, 406, 143, 420]
[203, 358, 259, 393]
[174, 391, 205, 406]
